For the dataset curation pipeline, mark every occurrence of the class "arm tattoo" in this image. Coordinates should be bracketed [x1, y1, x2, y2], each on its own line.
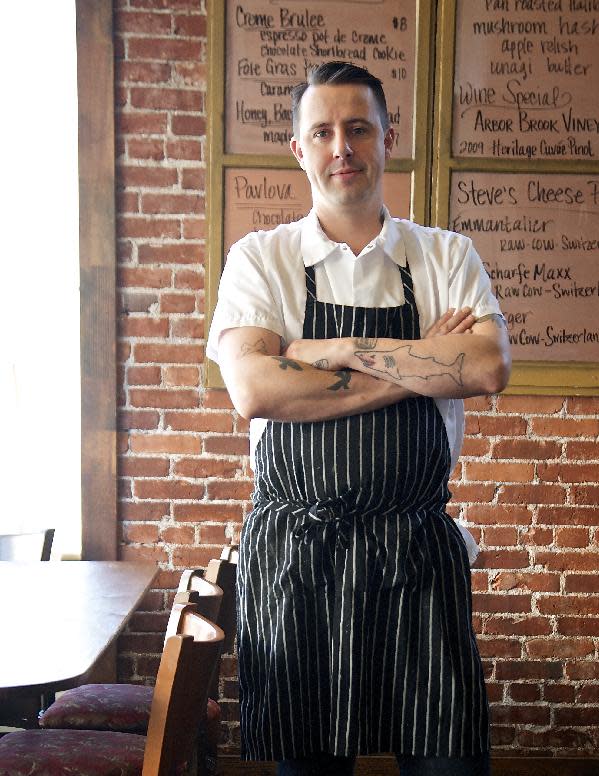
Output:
[476, 313, 507, 330]
[353, 337, 378, 350]
[355, 344, 465, 387]
[240, 338, 268, 357]
[272, 356, 303, 371]
[327, 370, 351, 391]
[312, 358, 330, 370]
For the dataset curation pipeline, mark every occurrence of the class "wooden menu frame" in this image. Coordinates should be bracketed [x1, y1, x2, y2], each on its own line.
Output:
[206, 0, 435, 387]
[432, 0, 599, 395]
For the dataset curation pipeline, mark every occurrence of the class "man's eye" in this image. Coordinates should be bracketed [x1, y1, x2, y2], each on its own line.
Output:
[314, 130, 328, 138]
[352, 126, 367, 135]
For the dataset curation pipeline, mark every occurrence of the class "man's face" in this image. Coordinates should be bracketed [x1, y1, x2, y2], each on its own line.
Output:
[290, 83, 394, 215]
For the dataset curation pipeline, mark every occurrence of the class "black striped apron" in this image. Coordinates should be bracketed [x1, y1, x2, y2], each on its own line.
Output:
[237, 261, 489, 761]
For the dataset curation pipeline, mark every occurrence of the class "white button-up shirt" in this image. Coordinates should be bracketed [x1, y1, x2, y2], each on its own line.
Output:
[207, 209, 502, 563]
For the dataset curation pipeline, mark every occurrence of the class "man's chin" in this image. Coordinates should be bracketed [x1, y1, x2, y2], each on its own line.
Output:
[329, 189, 372, 207]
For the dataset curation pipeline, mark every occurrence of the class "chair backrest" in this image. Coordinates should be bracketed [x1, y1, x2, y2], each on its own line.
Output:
[204, 544, 238, 654]
[142, 610, 224, 776]
[175, 571, 223, 623]
[0, 528, 55, 561]
[164, 583, 222, 643]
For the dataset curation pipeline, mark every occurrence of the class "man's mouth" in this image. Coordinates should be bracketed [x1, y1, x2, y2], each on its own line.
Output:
[331, 167, 361, 177]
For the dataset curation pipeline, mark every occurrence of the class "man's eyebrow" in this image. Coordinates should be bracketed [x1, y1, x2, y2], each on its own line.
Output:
[306, 121, 329, 133]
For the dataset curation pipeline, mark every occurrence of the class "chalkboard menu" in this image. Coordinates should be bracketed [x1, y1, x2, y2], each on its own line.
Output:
[433, 0, 599, 393]
[225, 0, 417, 157]
[449, 172, 599, 362]
[223, 168, 411, 266]
[452, 0, 599, 160]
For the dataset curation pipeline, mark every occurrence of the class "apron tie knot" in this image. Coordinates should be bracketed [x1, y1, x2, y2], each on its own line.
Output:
[292, 499, 352, 550]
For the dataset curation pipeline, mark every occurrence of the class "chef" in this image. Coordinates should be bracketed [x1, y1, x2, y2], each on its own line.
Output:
[207, 62, 510, 776]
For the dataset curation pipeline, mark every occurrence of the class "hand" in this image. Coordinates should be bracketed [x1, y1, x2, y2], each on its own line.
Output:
[283, 338, 348, 371]
[424, 308, 476, 339]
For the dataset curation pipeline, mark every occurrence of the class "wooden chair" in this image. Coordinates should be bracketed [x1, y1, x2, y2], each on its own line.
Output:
[38, 573, 224, 775]
[0, 607, 224, 776]
[204, 543, 239, 656]
[172, 573, 223, 626]
[0, 528, 54, 560]
[183, 543, 239, 772]
[174, 548, 239, 771]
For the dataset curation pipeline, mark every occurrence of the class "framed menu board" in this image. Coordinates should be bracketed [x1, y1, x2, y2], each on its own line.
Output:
[449, 171, 599, 360]
[451, 1, 599, 161]
[207, 0, 435, 387]
[223, 1, 418, 158]
[222, 168, 411, 269]
[433, 0, 599, 394]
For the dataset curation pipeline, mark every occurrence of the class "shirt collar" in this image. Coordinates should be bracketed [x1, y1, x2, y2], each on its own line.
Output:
[379, 206, 407, 268]
[300, 206, 406, 268]
[300, 210, 336, 267]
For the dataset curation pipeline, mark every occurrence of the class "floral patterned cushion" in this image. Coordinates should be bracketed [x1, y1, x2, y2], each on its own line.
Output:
[39, 684, 221, 742]
[0, 729, 147, 775]
[39, 684, 153, 733]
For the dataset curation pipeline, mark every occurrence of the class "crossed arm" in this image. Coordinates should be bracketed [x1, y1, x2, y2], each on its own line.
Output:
[218, 309, 511, 422]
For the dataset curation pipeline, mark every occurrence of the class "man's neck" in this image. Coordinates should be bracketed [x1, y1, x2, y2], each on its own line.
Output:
[315, 203, 384, 256]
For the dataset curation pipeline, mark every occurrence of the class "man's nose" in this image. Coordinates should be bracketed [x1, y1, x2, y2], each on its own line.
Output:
[333, 132, 353, 158]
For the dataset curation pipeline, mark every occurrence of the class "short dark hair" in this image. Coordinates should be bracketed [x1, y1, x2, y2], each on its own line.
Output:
[290, 61, 390, 136]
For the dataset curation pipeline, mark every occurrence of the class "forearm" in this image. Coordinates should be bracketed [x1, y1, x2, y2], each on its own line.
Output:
[222, 352, 413, 422]
[344, 333, 510, 398]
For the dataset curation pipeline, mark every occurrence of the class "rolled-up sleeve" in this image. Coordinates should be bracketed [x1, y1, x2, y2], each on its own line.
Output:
[448, 237, 502, 319]
[207, 237, 285, 364]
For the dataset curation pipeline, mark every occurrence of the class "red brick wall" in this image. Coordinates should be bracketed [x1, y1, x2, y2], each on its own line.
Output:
[114, 0, 599, 758]
[453, 394, 599, 755]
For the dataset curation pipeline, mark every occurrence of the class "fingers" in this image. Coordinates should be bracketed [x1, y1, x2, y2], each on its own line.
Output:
[446, 307, 472, 328]
[448, 310, 477, 334]
[425, 308, 476, 338]
[424, 309, 453, 338]
[435, 309, 457, 329]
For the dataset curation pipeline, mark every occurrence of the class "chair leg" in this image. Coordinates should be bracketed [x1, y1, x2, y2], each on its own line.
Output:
[194, 720, 218, 776]
[196, 740, 217, 776]
[185, 742, 199, 776]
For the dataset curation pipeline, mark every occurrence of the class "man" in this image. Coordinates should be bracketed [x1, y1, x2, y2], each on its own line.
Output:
[207, 62, 510, 776]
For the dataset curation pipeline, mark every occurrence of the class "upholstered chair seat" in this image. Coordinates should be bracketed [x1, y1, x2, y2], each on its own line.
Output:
[0, 728, 153, 775]
[39, 684, 154, 733]
[39, 683, 221, 735]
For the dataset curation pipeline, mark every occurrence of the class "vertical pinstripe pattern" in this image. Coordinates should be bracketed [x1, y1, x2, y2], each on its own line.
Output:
[237, 263, 489, 761]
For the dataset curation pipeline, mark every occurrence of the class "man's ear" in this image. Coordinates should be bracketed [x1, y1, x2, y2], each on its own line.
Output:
[384, 127, 395, 159]
[290, 136, 305, 169]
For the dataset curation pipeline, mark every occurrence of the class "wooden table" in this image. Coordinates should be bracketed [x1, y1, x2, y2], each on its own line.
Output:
[0, 561, 156, 699]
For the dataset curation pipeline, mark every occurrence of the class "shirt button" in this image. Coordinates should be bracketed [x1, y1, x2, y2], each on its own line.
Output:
[342, 244, 348, 250]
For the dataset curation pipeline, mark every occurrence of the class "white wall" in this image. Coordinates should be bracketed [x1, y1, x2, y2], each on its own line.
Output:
[1, 1, 81, 559]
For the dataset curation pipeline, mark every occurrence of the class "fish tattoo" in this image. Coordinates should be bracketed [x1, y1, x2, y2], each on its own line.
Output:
[355, 344, 465, 386]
